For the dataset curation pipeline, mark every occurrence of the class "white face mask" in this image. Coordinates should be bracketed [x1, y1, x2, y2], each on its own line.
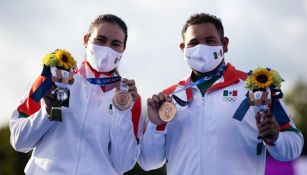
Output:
[86, 42, 123, 72]
[184, 44, 224, 73]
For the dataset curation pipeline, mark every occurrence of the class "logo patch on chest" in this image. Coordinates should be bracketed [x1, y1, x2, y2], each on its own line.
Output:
[223, 90, 237, 102]
[109, 104, 113, 115]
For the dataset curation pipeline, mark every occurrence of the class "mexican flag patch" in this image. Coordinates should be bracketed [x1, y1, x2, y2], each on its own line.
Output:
[223, 90, 238, 96]
[213, 49, 224, 59]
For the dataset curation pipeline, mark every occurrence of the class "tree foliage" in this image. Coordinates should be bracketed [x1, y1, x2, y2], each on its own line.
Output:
[284, 81, 307, 155]
[0, 126, 31, 175]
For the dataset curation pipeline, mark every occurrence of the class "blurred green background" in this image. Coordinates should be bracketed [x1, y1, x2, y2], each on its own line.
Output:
[0, 81, 306, 175]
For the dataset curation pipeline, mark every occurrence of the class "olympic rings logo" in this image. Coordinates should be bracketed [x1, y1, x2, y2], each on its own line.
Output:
[223, 96, 237, 102]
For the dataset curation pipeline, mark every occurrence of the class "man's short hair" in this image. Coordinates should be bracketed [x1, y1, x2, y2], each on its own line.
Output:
[88, 14, 128, 48]
[182, 13, 224, 41]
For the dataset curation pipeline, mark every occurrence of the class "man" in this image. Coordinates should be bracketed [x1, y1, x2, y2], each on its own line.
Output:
[10, 14, 143, 174]
[139, 13, 303, 174]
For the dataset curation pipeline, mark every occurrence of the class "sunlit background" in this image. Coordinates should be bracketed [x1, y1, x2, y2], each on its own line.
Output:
[1, 0, 307, 174]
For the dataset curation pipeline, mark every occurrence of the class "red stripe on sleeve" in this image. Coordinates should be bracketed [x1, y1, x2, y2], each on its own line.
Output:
[279, 122, 292, 131]
[131, 96, 142, 142]
[17, 75, 45, 116]
[156, 124, 167, 131]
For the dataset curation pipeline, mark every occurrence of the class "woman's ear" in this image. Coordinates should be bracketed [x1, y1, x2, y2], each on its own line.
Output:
[222, 37, 229, 53]
[83, 34, 89, 47]
[179, 42, 185, 52]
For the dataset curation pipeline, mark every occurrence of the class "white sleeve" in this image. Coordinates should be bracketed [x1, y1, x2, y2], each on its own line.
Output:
[9, 101, 55, 153]
[266, 121, 304, 161]
[109, 101, 143, 173]
[138, 121, 166, 171]
[266, 100, 304, 161]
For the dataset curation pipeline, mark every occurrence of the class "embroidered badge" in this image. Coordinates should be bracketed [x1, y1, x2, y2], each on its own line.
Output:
[223, 90, 237, 102]
[109, 104, 113, 114]
[213, 49, 224, 59]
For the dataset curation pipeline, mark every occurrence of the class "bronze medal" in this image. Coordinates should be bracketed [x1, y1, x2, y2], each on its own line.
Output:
[112, 90, 133, 110]
[159, 101, 177, 122]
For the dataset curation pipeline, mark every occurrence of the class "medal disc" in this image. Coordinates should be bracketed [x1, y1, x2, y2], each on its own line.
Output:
[159, 101, 177, 122]
[112, 90, 133, 110]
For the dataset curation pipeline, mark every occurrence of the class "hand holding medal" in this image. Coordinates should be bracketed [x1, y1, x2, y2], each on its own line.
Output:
[148, 65, 226, 125]
[159, 101, 177, 122]
[113, 89, 133, 110]
[112, 78, 138, 110]
[87, 75, 138, 110]
[147, 92, 174, 125]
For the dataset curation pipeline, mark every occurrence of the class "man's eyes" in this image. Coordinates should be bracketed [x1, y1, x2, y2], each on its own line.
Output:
[206, 39, 217, 44]
[188, 41, 198, 46]
[112, 42, 122, 47]
[95, 38, 106, 43]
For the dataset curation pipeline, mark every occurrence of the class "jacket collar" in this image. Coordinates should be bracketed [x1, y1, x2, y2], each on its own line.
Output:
[208, 63, 246, 91]
[77, 60, 119, 92]
[163, 63, 247, 102]
[78, 60, 115, 78]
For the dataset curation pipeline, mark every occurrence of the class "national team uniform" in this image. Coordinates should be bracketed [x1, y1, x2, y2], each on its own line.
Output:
[139, 63, 303, 175]
[10, 61, 144, 175]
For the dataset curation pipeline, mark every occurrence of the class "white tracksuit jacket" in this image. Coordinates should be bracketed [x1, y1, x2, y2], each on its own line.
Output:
[10, 61, 144, 175]
[139, 63, 303, 175]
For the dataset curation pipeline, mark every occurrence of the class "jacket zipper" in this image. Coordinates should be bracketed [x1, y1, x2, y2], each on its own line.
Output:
[73, 87, 95, 175]
[200, 95, 206, 174]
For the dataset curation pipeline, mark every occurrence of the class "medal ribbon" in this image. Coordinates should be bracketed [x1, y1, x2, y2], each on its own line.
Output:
[87, 76, 121, 85]
[172, 65, 226, 106]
